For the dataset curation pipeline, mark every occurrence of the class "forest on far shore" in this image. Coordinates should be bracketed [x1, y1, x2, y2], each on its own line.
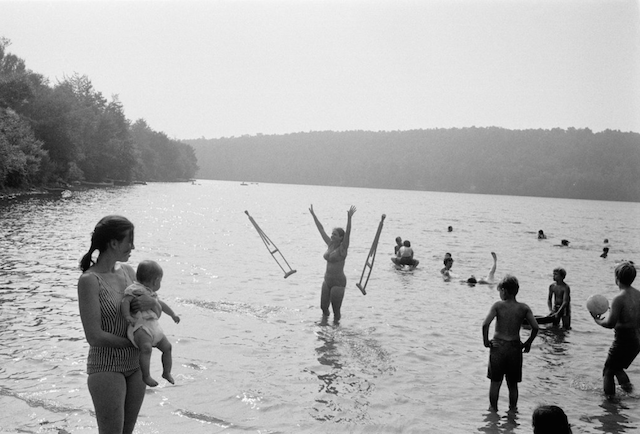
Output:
[0, 38, 198, 190]
[187, 127, 640, 203]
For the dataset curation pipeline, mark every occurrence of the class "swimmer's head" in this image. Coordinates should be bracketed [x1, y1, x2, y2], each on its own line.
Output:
[604, 238, 609, 244]
[615, 261, 636, 286]
[498, 274, 519, 296]
[395, 236, 402, 245]
[448, 226, 453, 232]
[467, 276, 477, 284]
[403, 240, 411, 247]
[602, 247, 609, 253]
[561, 239, 569, 246]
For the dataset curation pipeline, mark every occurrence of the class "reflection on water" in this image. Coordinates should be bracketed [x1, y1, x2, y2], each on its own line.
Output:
[1, 182, 640, 433]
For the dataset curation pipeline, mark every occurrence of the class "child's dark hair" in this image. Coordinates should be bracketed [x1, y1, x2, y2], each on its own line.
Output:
[136, 260, 163, 284]
[403, 240, 411, 247]
[532, 405, 572, 434]
[498, 274, 519, 295]
[615, 261, 636, 286]
[553, 267, 567, 279]
[80, 215, 134, 272]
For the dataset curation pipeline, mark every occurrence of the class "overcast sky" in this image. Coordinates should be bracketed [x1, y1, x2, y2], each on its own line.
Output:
[1, 0, 638, 139]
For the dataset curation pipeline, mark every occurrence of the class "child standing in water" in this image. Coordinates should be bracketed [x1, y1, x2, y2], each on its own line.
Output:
[121, 260, 180, 387]
[547, 267, 571, 329]
[482, 275, 539, 412]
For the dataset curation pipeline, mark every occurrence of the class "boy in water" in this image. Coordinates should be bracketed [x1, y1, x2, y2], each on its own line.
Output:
[592, 261, 640, 396]
[482, 275, 539, 412]
[548, 267, 571, 329]
[121, 260, 180, 387]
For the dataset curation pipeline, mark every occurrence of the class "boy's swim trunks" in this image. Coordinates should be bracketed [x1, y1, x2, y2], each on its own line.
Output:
[487, 338, 523, 383]
[604, 328, 640, 372]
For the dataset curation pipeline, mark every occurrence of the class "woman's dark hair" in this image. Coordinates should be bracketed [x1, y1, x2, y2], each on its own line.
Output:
[80, 215, 134, 272]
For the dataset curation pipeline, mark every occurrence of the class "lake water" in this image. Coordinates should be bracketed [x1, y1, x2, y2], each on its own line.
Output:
[1, 180, 639, 434]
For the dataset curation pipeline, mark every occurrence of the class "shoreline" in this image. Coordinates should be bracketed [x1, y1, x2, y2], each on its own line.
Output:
[0, 186, 51, 201]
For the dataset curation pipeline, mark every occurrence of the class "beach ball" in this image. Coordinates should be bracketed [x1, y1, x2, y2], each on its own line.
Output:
[586, 294, 609, 316]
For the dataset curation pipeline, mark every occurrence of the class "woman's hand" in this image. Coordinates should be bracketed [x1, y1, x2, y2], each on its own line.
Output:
[347, 205, 357, 217]
[131, 294, 161, 316]
[309, 204, 315, 215]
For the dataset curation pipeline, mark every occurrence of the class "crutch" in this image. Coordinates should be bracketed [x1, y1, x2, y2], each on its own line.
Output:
[245, 211, 297, 278]
[356, 214, 386, 295]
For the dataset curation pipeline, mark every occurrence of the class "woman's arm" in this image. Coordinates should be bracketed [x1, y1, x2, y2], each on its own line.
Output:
[78, 273, 132, 348]
[310, 204, 331, 245]
[340, 206, 356, 253]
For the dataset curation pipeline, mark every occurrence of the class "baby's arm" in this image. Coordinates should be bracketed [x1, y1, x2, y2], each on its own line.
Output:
[121, 295, 137, 326]
[160, 300, 180, 323]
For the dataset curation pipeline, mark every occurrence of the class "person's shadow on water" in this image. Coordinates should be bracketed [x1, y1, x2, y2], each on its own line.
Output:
[478, 410, 521, 434]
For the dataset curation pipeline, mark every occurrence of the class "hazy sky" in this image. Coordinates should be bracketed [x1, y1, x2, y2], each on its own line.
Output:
[1, 0, 639, 139]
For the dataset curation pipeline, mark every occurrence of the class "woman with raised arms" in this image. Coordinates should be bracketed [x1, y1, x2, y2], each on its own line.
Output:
[309, 204, 356, 323]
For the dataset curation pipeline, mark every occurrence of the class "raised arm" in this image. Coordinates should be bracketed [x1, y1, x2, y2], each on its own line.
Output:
[309, 204, 331, 245]
[340, 206, 356, 253]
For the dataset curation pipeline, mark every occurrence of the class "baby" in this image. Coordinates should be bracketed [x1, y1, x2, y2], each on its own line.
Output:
[121, 260, 180, 387]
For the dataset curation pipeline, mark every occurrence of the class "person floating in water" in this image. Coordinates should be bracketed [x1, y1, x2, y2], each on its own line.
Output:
[464, 252, 497, 285]
[392, 240, 419, 268]
[538, 230, 546, 239]
[555, 239, 570, 247]
[309, 204, 356, 323]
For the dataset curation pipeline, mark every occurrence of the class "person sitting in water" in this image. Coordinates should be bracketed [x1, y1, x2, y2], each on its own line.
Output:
[394, 237, 403, 255]
[441, 254, 454, 281]
[392, 240, 419, 268]
[554, 239, 570, 247]
[601, 247, 609, 258]
[463, 252, 497, 285]
[538, 230, 546, 239]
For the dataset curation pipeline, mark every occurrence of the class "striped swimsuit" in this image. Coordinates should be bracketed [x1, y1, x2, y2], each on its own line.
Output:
[86, 268, 140, 374]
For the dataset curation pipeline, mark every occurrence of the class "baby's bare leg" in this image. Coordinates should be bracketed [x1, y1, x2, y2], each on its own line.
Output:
[156, 336, 174, 384]
[134, 329, 158, 387]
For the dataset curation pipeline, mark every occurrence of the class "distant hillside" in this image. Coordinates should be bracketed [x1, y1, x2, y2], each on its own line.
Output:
[185, 127, 640, 202]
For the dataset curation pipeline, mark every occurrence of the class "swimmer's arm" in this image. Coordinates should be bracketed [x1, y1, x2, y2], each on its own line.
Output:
[78, 273, 131, 348]
[160, 300, 180, 323]
[482, 305, 497, 347]
[309, 205, 331, 245]
[522, 308, 539, 353]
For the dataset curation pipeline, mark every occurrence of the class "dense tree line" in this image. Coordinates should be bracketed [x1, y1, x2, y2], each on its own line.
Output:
[0, 38, 198, 189]
[187, 127, 640, 202]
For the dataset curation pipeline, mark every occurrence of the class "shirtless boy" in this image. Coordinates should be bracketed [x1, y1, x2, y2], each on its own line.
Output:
[548, 267, 571, 329]
[592, 261, 640, 396]
[482, 275, 539, 412]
